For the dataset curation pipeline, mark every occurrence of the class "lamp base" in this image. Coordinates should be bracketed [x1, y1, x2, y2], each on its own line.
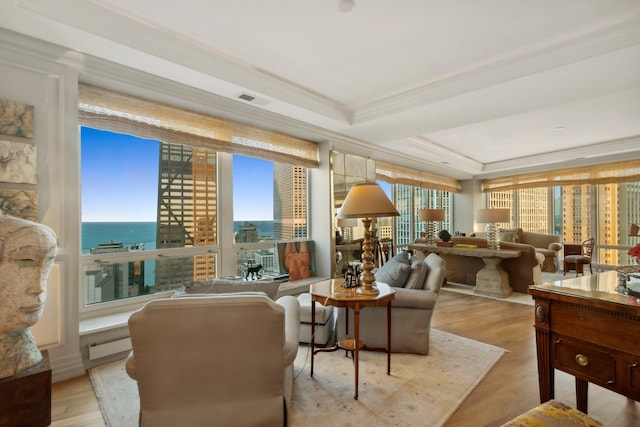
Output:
[427, 222, 436, 245]
[357, 284, 379, 295]
[486, 223, 500, 251]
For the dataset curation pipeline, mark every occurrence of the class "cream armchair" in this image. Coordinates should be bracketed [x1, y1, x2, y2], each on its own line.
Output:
[125, 293, 300, 427]
[336, 252, 446, 355]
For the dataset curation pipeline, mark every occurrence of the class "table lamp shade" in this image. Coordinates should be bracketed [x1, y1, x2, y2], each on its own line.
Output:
[336, 183, 400, 219]
[336, 183, 399, 295]
[418, 209, 445, 222]
[476, 208, 510, 224]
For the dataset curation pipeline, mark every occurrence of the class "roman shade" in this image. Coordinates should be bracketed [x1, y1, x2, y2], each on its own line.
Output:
[376, 161, 461, 193]
[78, 84, 319, 167]
[482, 160, 640, 192]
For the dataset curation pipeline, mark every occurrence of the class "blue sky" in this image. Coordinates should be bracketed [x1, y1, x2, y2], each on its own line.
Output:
[81, 127, 393, 222]
[81, 128, 274, 222]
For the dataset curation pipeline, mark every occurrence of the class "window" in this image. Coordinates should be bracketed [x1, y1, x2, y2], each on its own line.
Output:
[393, 184, 452, 249]
[81, 127, 218, 304]
[486, 180, 640, 266]
[78, 84, 317, 307]
[232, 154, 308, 277]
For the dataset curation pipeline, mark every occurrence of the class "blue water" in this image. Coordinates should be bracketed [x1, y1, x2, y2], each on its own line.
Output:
[82, 222, 157, 254]
[82, 221, 274, 253]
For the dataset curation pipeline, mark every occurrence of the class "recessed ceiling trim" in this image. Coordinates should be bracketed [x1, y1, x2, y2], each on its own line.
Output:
[353, 11, 640, 125]
[406, 137, 483, 172]
[481, 135, 640, 175]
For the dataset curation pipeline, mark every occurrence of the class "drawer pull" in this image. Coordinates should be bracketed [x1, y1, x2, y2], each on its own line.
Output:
[607, 380, 615, 385]
[575, 354, 589, 367]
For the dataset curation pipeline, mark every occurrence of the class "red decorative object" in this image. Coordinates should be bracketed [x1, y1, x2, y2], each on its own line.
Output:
[628, 244, 640, 259]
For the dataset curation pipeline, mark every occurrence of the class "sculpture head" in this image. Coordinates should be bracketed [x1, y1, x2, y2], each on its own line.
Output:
[0, 214, 57, 333]
[0, 213, 57, 379]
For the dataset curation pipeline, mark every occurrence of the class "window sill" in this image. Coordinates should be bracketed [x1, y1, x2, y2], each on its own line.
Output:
[79, 278, 329, 335]
[80, 310, 136, 336]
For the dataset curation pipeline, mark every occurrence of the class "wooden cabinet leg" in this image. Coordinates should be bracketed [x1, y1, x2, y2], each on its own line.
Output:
[576, 378, 588, 413]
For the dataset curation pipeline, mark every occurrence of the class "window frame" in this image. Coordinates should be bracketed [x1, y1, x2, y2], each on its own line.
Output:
[78, 84, 316, 315]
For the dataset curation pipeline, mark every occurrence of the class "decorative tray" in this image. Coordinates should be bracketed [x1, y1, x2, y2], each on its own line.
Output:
[616, 265, 640, 297]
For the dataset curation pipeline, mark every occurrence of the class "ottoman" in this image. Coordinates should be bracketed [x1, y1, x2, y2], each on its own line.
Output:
[500, 400, 604, 427]
[297, 293, 335, 346]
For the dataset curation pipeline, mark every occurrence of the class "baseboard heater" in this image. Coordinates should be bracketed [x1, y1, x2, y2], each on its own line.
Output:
[89, 337, 132, 360]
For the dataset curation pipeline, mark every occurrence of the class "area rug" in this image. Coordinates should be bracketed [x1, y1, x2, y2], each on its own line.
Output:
[89, 329, 506, 427]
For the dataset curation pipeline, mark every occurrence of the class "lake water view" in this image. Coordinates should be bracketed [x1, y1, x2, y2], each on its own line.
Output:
[82, 221, 274, 254]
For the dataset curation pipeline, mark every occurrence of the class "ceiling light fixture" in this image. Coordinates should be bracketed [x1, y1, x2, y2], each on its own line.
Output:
[338, 0, 355, 13]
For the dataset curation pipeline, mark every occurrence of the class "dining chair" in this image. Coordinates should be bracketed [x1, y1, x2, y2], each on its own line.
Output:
[563, 237, 595, 276]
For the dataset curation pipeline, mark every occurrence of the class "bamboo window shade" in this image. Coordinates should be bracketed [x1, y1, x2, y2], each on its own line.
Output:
[78, 84, 319, 167]
[482, 160, 640, 192]
[376, 160, 461, 193]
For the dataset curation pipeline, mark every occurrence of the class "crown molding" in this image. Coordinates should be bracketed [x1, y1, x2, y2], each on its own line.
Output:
[476, 135, 640, 178]
[15, 0, 354, 125]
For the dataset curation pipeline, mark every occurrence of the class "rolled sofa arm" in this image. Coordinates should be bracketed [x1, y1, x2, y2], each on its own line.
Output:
[548, 242, 563, 252]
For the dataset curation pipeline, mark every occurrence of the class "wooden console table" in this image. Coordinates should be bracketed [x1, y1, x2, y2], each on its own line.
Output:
[529, 271, 640, 414]
[408, 243, 521, 298]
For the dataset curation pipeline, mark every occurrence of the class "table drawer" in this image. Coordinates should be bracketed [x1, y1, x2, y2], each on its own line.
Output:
[553, 335, 616, 388]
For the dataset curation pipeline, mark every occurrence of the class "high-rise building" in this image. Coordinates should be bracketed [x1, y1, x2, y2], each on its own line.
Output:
[84, 243, 145, 303]
[236, 221, 259, 243]
[273, 164, 307, 239]
[394, 184, 451, 244]
[255, 249, 277, 274]
[156, 143, 217, 286]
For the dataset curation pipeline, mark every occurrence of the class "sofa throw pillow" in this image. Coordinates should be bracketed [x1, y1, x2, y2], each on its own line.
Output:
[499, 231, 517, 243]
[404, 259, 428, 289]
[388, 252, 411, 264]
[498, 229, 520, 243]
[374, 254, 411, 287]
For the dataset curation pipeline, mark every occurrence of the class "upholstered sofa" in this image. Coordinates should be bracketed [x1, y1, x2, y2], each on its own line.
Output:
[335, 252, 446, 355]
[501, 228, 562, 272]
[442, 236, 544, 294]
[125, 293, 299, 427]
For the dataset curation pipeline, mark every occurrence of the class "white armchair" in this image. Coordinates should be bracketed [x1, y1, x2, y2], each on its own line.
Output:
[125, 293, 299, 427]
[336, 252, 446, 355]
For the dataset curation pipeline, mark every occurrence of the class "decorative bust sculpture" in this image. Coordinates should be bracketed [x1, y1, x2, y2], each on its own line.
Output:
[438, 229, 452, 242]
[0, 212, 57, 379]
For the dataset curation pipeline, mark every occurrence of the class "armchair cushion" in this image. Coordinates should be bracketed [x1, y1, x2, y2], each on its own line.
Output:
[375, 252, 411, 287]
[424, 252, 446, 292]
[405, 257, 428, 289]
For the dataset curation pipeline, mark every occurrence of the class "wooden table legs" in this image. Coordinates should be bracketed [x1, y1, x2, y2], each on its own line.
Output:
[310, 300, 392, 400]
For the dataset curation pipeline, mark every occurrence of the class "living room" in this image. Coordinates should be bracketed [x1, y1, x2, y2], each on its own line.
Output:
[1, 2, 640, 426]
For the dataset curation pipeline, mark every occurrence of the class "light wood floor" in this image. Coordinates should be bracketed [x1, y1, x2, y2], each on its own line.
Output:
[51, 290, 640, 426]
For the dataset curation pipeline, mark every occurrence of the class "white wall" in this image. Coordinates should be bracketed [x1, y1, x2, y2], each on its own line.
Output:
[0, 30, 84, 381]
[454, 179, 485, 235]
